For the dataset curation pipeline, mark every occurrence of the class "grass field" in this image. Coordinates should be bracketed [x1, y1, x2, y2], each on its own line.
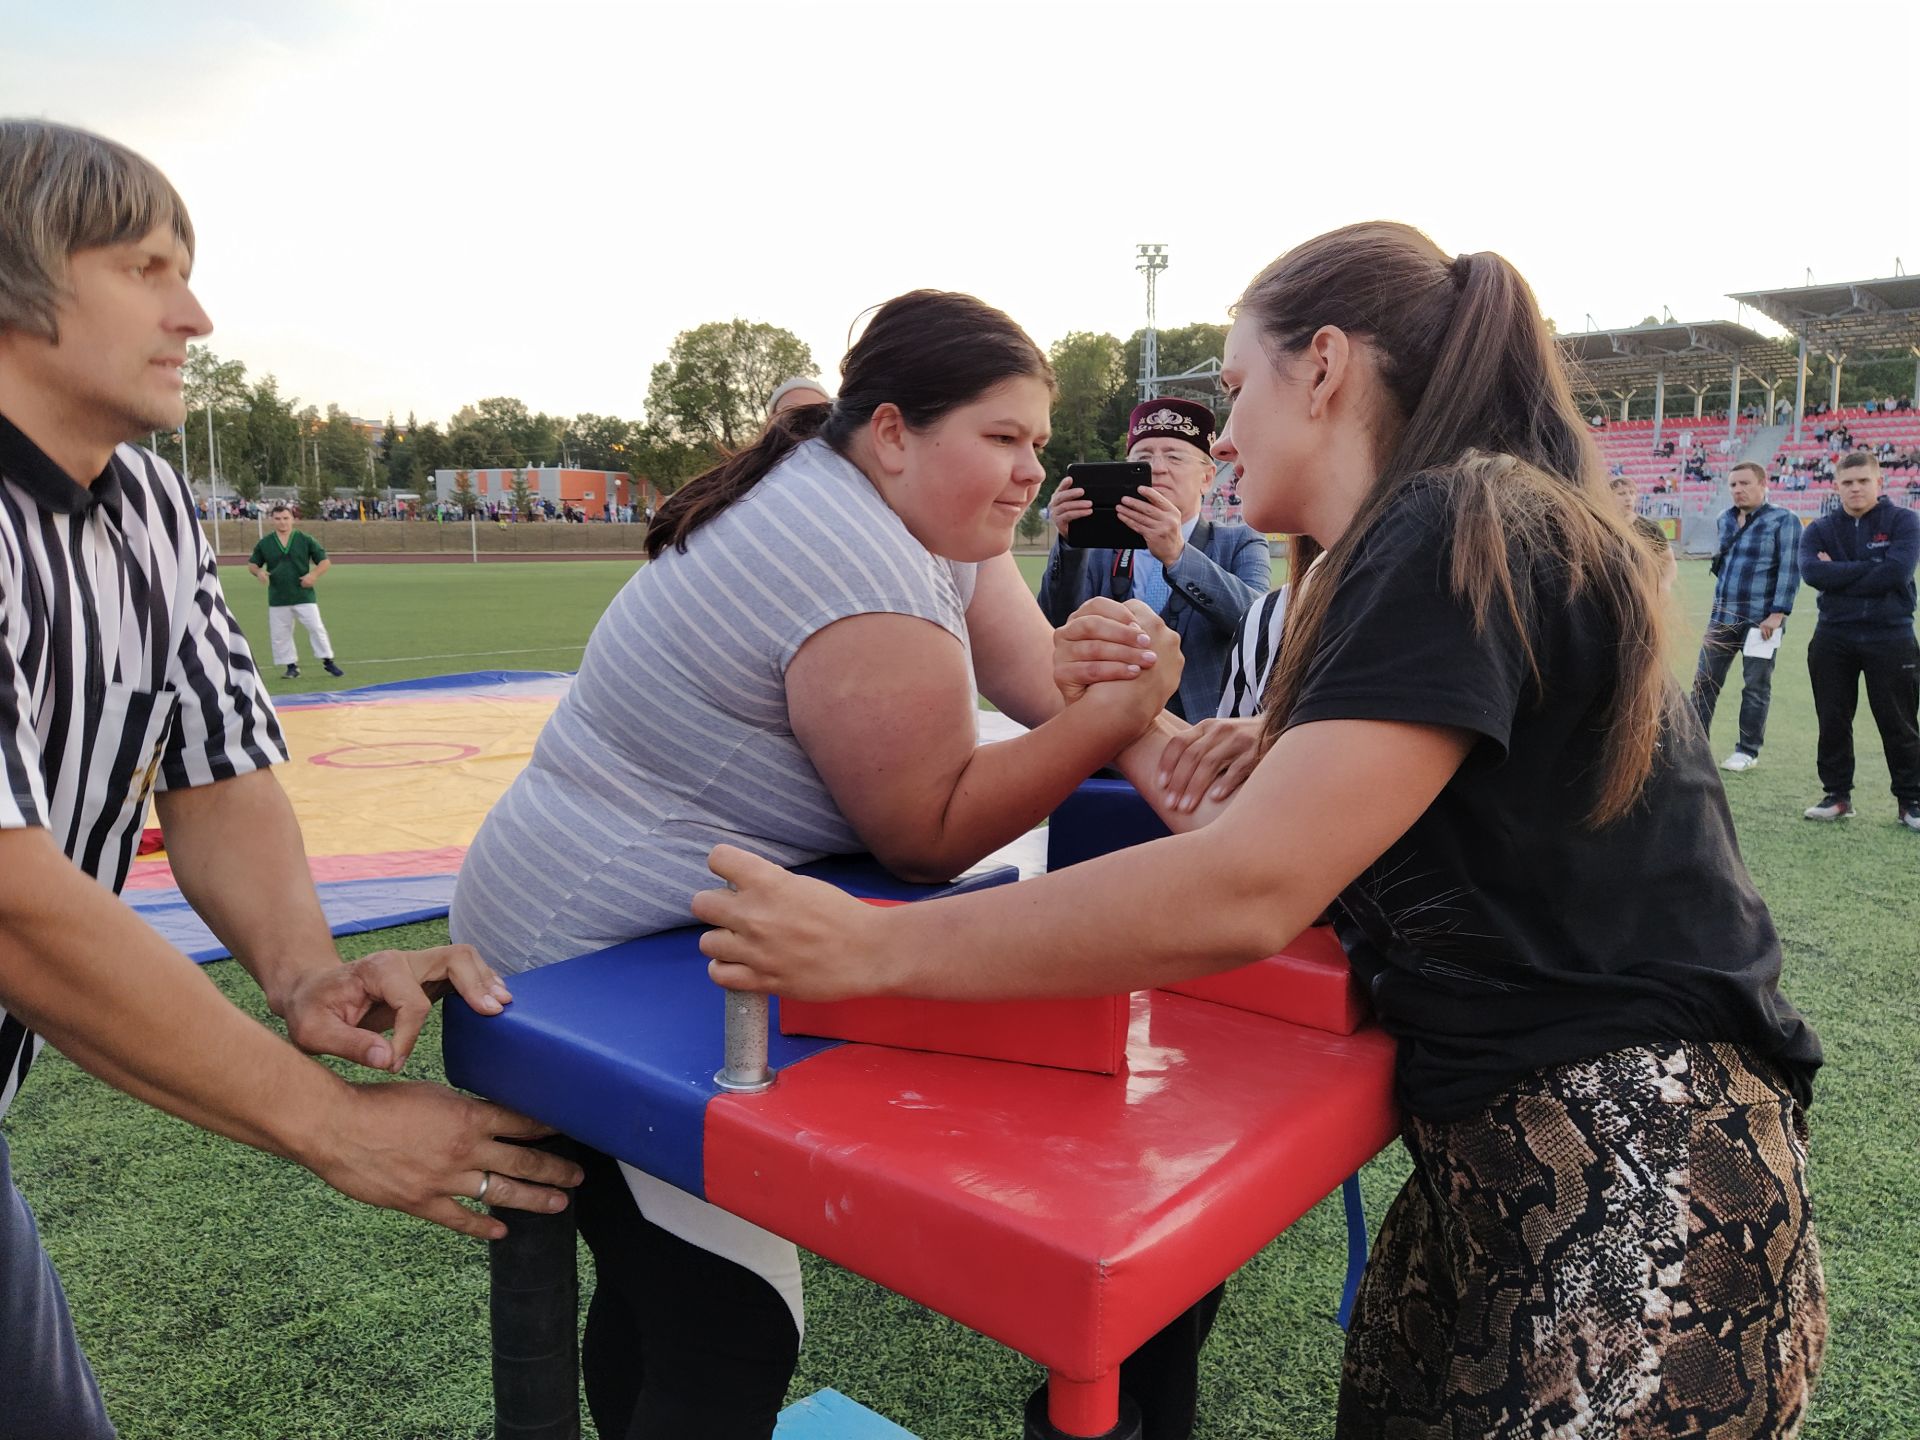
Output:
[9, 556, 1918, 1439]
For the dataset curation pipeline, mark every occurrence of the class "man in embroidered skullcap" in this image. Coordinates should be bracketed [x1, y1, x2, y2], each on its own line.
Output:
[1040, 397, 1270, 718]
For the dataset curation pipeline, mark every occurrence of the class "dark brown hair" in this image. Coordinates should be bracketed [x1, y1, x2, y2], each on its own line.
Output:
[1286, 533, 1323, 585]
[1247, 222, 1674, 826]
[1731, 461, 1768, 482]
[645, 290, 1053, 558]
[1835, 449, 1880, 474]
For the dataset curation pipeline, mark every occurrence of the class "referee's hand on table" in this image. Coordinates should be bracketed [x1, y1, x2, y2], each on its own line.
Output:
[277, 943, 512, 1074]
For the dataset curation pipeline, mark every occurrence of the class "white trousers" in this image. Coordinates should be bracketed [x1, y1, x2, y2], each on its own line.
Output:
[268, 603, 334, 666]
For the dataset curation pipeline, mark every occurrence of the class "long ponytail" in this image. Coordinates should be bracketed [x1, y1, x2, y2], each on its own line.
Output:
[1244, 224, 1675, 826]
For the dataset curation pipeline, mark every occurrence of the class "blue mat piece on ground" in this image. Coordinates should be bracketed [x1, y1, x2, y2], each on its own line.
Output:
[271, 668, 574, 709]
[776, 1389, 919, 1438]
[131, 874, 459, 963]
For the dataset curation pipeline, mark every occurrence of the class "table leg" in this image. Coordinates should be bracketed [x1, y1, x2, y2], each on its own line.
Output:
[489, 1138, 582, 1439]
[1023, 1372, 1142, 1439]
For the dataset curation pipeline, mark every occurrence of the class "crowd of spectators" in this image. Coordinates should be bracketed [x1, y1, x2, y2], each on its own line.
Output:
[190, 495, 649, 524]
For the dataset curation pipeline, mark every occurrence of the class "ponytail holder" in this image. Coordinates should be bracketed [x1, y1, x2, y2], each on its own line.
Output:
[1451, 253, 1472, 287]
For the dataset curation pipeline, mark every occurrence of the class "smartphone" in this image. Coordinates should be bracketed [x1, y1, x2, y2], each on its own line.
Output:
[1061, 461, 1151, 549]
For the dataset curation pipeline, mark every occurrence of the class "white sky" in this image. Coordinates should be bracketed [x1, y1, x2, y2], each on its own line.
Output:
[6, 0, 1916, 425]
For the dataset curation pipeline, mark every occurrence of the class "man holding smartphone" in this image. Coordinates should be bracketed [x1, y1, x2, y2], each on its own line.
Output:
[1040, 398, 1270, 718]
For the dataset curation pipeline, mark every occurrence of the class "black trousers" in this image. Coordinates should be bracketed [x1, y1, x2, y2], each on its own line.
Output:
[573, 1146, 1225, 1440]
[1691, 621, 1776, 756]
[1807, 625, 1920, 805]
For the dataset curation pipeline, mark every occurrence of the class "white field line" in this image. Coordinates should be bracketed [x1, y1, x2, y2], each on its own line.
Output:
[343, 645, 588, 666]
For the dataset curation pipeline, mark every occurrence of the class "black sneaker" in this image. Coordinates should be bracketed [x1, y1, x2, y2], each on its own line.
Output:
[1802, 795, 1852, 821]
[1900, 802, 1920, 833]
[283, 664, 300, 680]
[322, 658, 344, 677]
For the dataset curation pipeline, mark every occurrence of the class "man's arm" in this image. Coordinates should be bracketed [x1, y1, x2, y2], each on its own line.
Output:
[1823, 509, 1920, 596]
[1035, 538, 1095, 628]
[1798, 519, 1870, 590]
[0, 827, 580, 1237]
[156, 769, 506, 1071]
[1769, 513, 1801, 615]
[1161, 528, 1271, 638]
[158, 527, 497, 1069]
[302, 555, 331, 587]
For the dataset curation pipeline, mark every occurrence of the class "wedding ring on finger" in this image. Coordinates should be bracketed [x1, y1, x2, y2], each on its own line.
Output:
[474, 1170, 492, 1205]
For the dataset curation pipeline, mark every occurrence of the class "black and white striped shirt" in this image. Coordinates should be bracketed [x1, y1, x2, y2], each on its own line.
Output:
[1215, 585, 1289, 719]
[0, 413, 285, 1119]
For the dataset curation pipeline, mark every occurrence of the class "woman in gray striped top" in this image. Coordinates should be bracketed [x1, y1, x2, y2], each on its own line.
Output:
[451, 291, 1190, 1438]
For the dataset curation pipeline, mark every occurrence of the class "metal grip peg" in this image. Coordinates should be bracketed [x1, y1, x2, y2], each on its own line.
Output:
[714, 989, 776, 1093]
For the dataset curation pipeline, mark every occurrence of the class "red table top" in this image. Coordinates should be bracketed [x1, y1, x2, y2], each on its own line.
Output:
[705, 990, 1399, 1382]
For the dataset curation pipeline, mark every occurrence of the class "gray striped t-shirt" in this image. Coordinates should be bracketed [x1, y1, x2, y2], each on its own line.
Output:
[451, 438, 977, 973]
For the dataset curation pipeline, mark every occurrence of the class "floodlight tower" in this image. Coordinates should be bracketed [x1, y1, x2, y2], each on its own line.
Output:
[1137, 243, 1168, 400]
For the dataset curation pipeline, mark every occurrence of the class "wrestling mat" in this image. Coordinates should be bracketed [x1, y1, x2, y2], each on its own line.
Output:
[126, 671, 572, 961]
[125, 671, 1039, 962]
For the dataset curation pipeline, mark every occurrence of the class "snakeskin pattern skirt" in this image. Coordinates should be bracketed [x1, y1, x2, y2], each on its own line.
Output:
[1338, 1042, 1826, 1439]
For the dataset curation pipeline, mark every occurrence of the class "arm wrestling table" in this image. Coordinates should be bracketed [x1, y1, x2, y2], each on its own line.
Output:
[442, 781, 1400, 1439]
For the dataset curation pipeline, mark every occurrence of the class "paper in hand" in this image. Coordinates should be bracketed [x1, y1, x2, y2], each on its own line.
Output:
[1744, 625, 1783, 660]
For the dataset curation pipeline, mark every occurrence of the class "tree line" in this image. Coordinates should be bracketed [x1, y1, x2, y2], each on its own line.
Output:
[154, 317, 1231, 521]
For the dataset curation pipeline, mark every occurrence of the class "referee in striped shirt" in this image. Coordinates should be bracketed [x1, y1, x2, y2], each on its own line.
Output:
[0, 122, 581, 1437]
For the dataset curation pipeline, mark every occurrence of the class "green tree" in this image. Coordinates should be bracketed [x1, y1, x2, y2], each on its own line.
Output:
[446, 397, 561, 468]
[409, 419, 451, 496]
[1042, 331, 1127, 486]
[181, 344, 249, 491]
[316, 405, 371, 490]
[627, 423, 715, 495]
[566, 412, 641, 471]
[644, 319, 815, 450]
[236, 375, 299, 502]
[506, 467, 534, 520]
[452, 469, 478, 517]
[296, 459, 331, 518]
[380, 411, 415, 494]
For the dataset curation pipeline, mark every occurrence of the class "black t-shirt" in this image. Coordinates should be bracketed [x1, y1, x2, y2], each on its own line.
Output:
[1290, 480, 1821, 1121]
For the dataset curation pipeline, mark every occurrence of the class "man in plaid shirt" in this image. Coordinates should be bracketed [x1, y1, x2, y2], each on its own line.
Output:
[1691, 463, 1803, 771]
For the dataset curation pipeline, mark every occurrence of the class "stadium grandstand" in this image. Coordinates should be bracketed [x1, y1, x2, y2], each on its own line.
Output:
[1558, 273, 1920, 547]
[1730, 273, 1920, 520]
[1558, 320, 1793, 550]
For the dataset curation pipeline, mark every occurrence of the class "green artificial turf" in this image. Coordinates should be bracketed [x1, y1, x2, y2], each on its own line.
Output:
[231, 559, 642, 695]
[7, 559, 1916, 1438]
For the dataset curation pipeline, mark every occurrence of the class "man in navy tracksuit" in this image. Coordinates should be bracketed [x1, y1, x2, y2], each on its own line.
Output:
[1797, 450, 1920, 829]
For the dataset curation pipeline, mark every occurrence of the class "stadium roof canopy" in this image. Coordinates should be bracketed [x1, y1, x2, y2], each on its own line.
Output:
[1558, 320, 1799, 402]
[1727, 274, 1920, 360]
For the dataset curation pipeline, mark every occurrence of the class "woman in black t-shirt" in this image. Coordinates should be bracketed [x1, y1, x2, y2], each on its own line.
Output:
[695, 223, 1826, 1438]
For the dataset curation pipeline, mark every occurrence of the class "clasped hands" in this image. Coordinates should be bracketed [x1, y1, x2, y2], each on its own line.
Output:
[1052, 598, 1261, 812]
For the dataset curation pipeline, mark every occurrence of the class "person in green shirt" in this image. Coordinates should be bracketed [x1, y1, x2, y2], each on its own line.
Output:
[247, 502, 344, 679]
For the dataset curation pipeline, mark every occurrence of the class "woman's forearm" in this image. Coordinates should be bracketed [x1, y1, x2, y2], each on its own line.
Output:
[880, 818, 1299, 996]
[1106, 713, 1240, 833]
[886, 693, 1162, 880]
